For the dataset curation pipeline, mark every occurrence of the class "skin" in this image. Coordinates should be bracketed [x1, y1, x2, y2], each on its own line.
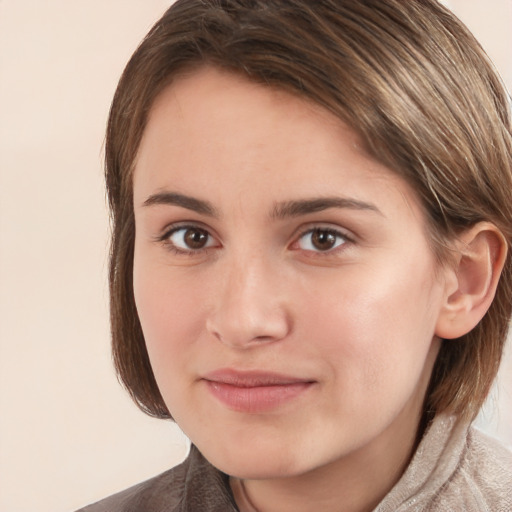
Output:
[132, 66, 454, 512]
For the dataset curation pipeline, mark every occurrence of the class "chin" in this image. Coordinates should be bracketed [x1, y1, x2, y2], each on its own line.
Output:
[199, 438, 309, 479]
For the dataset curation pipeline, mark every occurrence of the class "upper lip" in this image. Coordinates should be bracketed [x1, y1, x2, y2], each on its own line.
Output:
[202, 368, 315, 387]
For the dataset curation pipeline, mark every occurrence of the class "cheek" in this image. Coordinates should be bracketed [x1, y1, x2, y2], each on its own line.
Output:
[301, 258, 441, 393]
[133, 259, 206, 376]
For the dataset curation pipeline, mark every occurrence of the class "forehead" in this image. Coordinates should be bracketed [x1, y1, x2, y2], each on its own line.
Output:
[136, 65, 353, 174]
[133, 66, 424, 223]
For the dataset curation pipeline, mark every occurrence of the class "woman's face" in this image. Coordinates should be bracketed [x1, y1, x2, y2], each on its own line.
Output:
[133, 67, 448, 479]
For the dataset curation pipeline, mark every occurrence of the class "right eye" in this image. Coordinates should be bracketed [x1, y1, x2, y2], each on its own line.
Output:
[163, 225, 218, 253]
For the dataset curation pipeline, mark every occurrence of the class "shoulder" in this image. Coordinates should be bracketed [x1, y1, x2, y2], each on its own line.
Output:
[75, 462, 188, 512]
[432, 426, 512, 511]
[376, 415, 511, 511]
[75, 445, 238, 512]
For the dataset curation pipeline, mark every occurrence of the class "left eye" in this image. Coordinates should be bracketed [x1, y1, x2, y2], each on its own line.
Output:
[167, 226, 217, 251]
[296, 228, 347, 252]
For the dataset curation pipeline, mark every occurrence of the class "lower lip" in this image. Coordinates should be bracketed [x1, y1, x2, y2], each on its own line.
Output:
[204, 380, 313, 413]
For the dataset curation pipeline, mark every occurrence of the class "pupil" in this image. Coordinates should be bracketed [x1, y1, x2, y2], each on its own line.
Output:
[185, 229, 207, 249]
[312, 229, 335, 251]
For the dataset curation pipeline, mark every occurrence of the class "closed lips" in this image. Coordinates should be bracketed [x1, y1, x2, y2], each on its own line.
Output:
[202, 369, 315, 413]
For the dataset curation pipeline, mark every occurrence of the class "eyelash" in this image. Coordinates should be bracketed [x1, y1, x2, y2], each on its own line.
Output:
[157, 223, 354, 257]
[292, 226, 353, 255]
[157, 224, 217, 256]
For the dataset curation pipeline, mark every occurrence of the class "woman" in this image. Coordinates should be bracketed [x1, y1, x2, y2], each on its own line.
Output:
[78, 0, 512, 510]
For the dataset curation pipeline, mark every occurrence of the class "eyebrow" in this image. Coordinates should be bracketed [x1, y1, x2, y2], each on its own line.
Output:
[271, 197, 382, 219]
[142, 191, 382, 219]
[142, 191, 218, 217]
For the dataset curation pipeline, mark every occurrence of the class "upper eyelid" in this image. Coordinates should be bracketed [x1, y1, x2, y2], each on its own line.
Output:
[293, 223, 355, 242]
[158, 221, 217, 240]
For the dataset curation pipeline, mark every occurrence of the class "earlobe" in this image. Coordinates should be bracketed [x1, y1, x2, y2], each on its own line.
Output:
[435, 222, 507, 340]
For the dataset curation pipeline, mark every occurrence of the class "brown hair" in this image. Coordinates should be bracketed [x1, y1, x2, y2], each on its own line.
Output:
[106, 0, 512, 422]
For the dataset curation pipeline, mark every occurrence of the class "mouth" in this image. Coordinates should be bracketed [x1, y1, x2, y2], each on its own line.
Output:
[202, 368, 316, 413]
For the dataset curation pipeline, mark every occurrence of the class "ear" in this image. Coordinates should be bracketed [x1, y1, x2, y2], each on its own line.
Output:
[435, 222, 507, 340]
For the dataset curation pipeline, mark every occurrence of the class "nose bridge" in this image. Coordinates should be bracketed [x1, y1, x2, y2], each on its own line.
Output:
[207, 248, 290, 347]
[227, 253, 261, 301]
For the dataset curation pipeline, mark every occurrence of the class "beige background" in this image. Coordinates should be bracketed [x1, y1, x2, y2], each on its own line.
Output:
[0, 1, 511, 511]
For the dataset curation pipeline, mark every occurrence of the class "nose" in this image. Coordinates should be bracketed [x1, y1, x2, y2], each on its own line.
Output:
[206, 256, 291, 349]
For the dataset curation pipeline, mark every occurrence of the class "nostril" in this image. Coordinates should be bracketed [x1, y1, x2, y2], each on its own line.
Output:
[253, 335, 273, 342]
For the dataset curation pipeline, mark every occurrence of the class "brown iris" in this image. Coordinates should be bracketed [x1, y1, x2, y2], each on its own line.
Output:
[184, 228, 209, 249]
[311, 229, 338, 251]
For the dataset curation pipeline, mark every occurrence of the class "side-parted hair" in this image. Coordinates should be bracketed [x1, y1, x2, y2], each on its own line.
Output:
[106, 0, 512, 422]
